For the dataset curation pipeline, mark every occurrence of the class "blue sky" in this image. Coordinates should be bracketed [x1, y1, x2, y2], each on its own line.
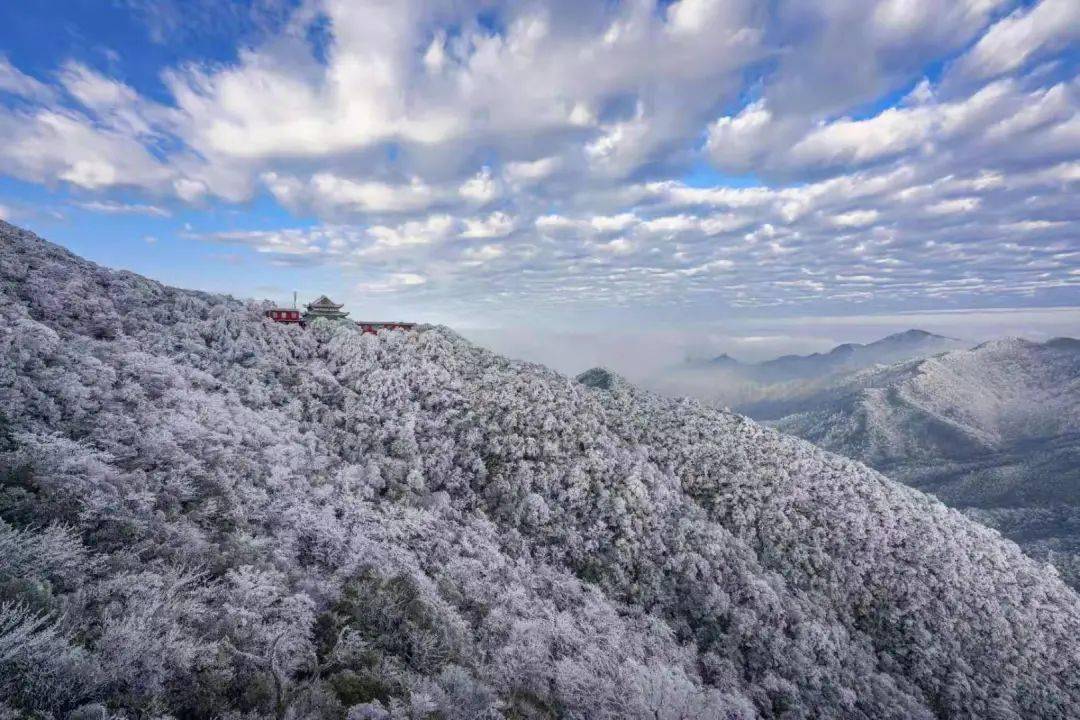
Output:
[0, 0, 1077, 370]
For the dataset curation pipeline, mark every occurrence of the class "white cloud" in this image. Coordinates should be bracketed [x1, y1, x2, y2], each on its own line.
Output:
[61, 63, 140, 114]
[597, 237, 634, 254]
[311, 174, 437, 213]
[504, 156, 561, 185]
[0, 0, 1051, 209]
[357, 272, 427, 293]
[589, 213, 637, 233]
[463, 244, 506, 262]
[422, 32, 448, 75]
[143, 0, 765, 199]
[706, 100, 777, 169]
[1002, 220, 1068, 233]
[212, 230, 316, 254]
[700, 213, 753, 235]
[643, 181, 775, 210]
[983, 82, 1074, 142]
[830, 209, 881, 228]
[926, 197, 981, 215]
[0, 109, 172, 191]
[584, 104, 655, 177]
[462, 211, 515, 239]
[534, 214, 578, 234]
[666, 0, 744, 37]
[365, 215, 457, 253]
[707, 76, 1078, 177]
[950, 0, 1080, 83]
[0, 0, 1076, 321]
[567, 102, 596, 127]
[74, 200, 171, 217]
[174, 177, 208, 202]
[680, 258, 734, 275]
[263, 172, 442, 215]
[201, 227, 349, 265]
[762, 0, 1008, 116]
[791, 106, 935, 167]
[459, 167, 500, 204]
[184, 146, 1079, 313]
[0, 57, 55, 102]
[641, 214, 700, 235]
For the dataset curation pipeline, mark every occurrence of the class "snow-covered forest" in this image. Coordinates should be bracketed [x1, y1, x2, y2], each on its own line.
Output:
[760, 339, 1080, 589]
[3, 220, 1080, 720]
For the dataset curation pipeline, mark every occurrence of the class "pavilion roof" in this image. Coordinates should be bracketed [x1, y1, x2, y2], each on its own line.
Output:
[307, 295, 344, 309]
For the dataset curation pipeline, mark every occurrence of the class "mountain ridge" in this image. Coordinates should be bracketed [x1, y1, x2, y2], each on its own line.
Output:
[648, 328, 966, 410]
[694, 328, 963, 379]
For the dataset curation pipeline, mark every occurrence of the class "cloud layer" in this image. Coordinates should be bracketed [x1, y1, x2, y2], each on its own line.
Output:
[0, 0, 1076, 320]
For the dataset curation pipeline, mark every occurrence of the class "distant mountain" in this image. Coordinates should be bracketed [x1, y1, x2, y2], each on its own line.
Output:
[648, 329, 967, 408]
[4, 220, 1080, 718]
[701, 352, 743, 370]
[698, 329, 967, 384]
[765, 338, 1080, 587]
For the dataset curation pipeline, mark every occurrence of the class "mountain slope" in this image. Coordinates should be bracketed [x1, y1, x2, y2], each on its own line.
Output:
[768, 339, 1080, 586]
[2, 221, 1080, 720]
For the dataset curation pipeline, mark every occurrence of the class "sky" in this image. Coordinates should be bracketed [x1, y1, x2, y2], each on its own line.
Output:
[0, 0, 1077, 375]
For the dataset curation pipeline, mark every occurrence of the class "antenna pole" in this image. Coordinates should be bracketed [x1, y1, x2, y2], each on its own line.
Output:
[293, 291, 297, 309]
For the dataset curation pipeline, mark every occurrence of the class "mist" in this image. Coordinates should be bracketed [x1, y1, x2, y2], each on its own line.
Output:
[462, 306, 1080, 404]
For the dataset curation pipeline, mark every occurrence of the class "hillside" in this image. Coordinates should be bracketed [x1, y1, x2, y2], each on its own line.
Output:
[768, 339, 1080, 586]
[2, 220, 1080, 720]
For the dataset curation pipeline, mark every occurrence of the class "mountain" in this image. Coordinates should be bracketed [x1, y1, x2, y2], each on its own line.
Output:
[648, 330, 966, 409]
[2, 220, 1080, 720]
[766, 339, 1080, 587]
[761, 329, 964, 382]
[700, 352, 744, 371]
[700, 329, 966, 384]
